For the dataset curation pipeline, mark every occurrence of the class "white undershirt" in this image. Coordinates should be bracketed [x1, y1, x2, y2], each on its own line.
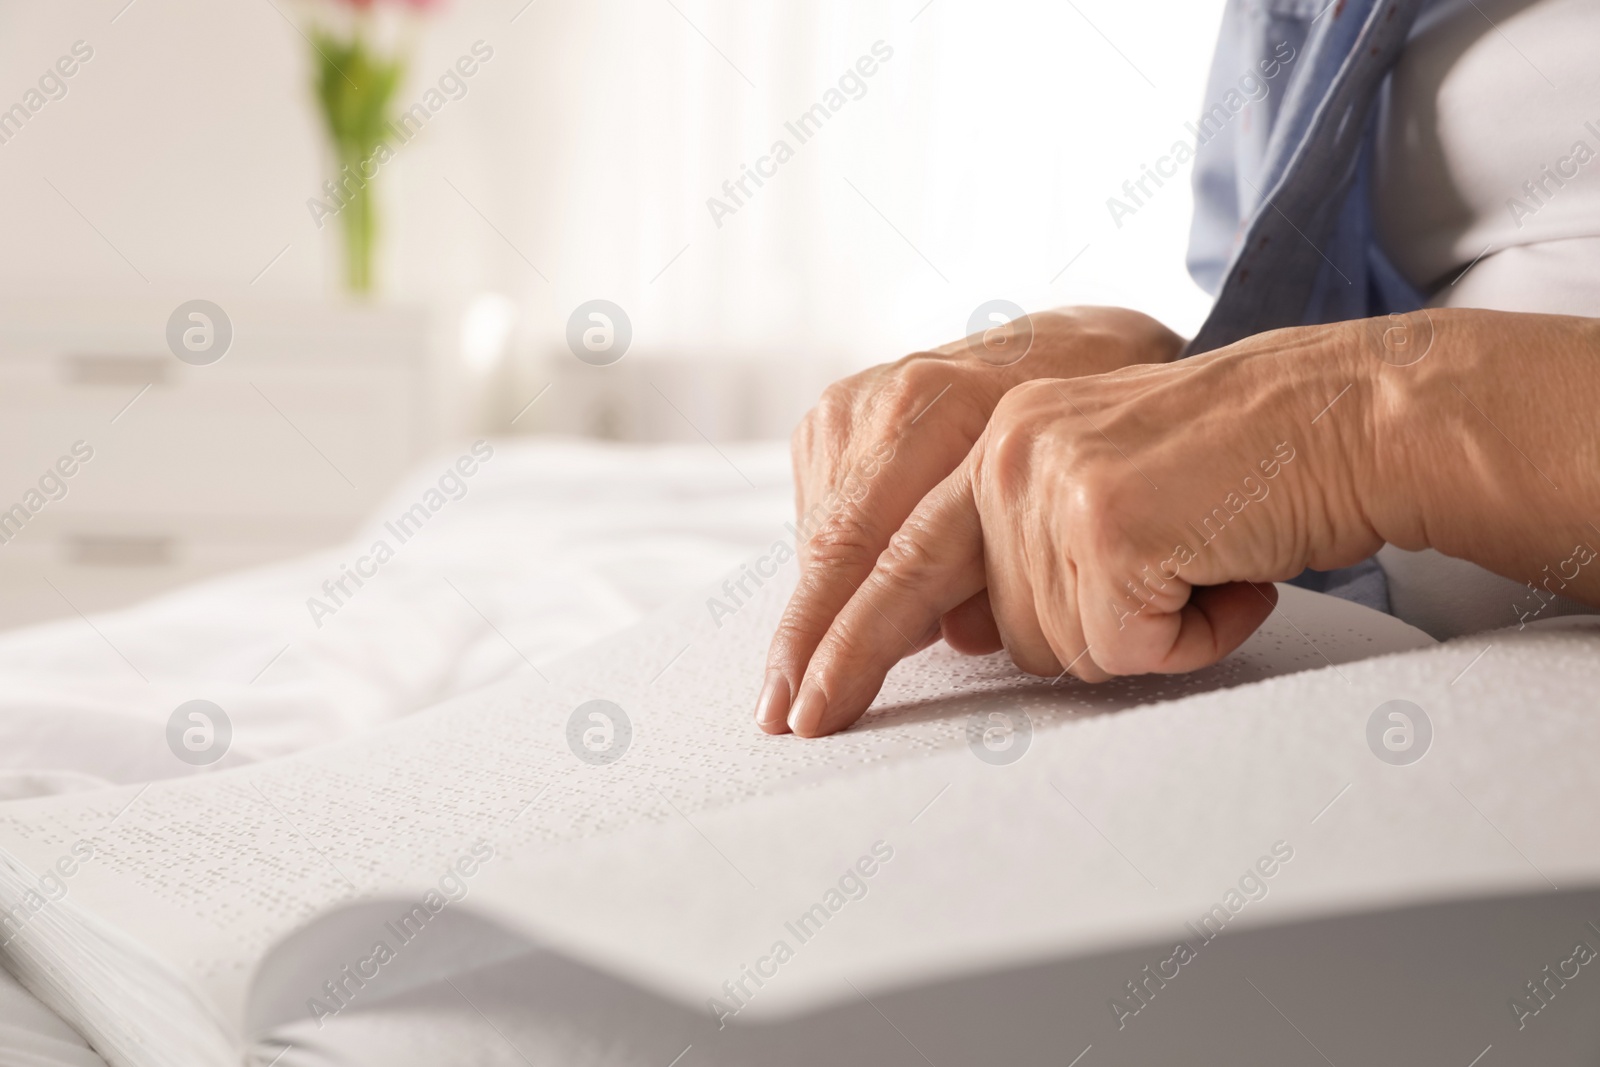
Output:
[1372, 0, 1600, 639]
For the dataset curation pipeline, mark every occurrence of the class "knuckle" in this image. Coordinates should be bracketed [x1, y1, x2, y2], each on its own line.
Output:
[983, 420, 1034, 495]
[1067, 471, 1135, 562]
[865, 357, 964, 429]
[984, 379, 1058, 442]
[893, 357, 949, 399]
[1064, 468, 1115, 517]
[861, 372, 920, 426]
[999, 376, 1060, 414]
[771, 550, 876, 652]
[800, 511, 880, 567]
[816, 380, 853, 413]
[978, 386, 1053, 497]
[816, 377, 873, 426]
[872, 524, 940, 589]
[770, 603, 833, 652]
[796, 383, 856, 445]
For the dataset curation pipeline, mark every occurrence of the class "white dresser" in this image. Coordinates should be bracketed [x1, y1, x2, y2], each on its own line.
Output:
[0, 299, 433, 630]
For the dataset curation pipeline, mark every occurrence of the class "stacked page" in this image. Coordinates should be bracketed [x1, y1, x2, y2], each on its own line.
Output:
[4, 570, 1597, 1067]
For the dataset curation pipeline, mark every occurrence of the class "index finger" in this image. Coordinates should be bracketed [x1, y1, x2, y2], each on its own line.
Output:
[787, 464, 987, 738]
[758, 427, 981, 734]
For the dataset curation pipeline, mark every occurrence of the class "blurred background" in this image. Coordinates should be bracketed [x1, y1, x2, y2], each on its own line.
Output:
[0, 0, 1224, 628]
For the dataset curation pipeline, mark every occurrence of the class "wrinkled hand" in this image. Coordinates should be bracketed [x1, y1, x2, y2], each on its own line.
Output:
[756, 307, 1185, 733]
[779, 322, 1385, 738]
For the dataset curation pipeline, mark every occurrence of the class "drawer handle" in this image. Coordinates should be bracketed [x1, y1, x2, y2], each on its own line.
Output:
[59, 354, 171, 387]
[65, 535, 175, 567]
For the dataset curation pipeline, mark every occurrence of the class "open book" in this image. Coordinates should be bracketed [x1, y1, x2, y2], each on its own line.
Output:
[3, 569, 1600, 1067]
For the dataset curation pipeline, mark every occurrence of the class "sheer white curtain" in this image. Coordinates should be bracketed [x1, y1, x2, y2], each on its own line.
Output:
[398, 0, 1226, 377]
[0, 0, 1224, 371]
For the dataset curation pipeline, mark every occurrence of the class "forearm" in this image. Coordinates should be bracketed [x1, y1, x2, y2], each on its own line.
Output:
[1362, 308, 1600, 604]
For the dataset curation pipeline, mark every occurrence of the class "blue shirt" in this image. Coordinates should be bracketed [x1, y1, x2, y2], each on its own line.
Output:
[1184, 0, 1431, 609]
[1187, 0, 1428, 345]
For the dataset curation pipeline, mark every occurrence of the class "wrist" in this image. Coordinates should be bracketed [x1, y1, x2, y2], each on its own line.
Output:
[1359, 308, 1600, 561]
[1353, 310, 1437, 551]
[1195, 320, 1390, 573]
[1354, 307, 1534, 554]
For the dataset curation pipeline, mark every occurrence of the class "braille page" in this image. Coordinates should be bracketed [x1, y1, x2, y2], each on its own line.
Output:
[447, 623, 1600, 1028]
[0, 571, 1432, 1067]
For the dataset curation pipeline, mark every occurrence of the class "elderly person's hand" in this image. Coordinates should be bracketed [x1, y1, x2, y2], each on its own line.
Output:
[755, 307, 1185, 732]
[775, 309, 1600, 738]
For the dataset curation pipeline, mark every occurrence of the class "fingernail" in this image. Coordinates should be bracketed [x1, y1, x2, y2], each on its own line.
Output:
[787, 682, 828, 737]
[755, 671, 790, 729]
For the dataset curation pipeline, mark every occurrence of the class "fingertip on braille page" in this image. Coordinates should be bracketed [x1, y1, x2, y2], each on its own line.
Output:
[755, 670, 791, 732]
[787, 682, 829, 738]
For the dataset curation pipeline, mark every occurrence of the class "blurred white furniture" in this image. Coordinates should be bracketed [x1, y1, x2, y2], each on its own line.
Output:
[0, 300, 431, 630]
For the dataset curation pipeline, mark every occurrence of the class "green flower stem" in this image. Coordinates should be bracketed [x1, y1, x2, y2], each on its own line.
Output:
[340, 152, 376, 293]
[311, 24, 404, 296]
